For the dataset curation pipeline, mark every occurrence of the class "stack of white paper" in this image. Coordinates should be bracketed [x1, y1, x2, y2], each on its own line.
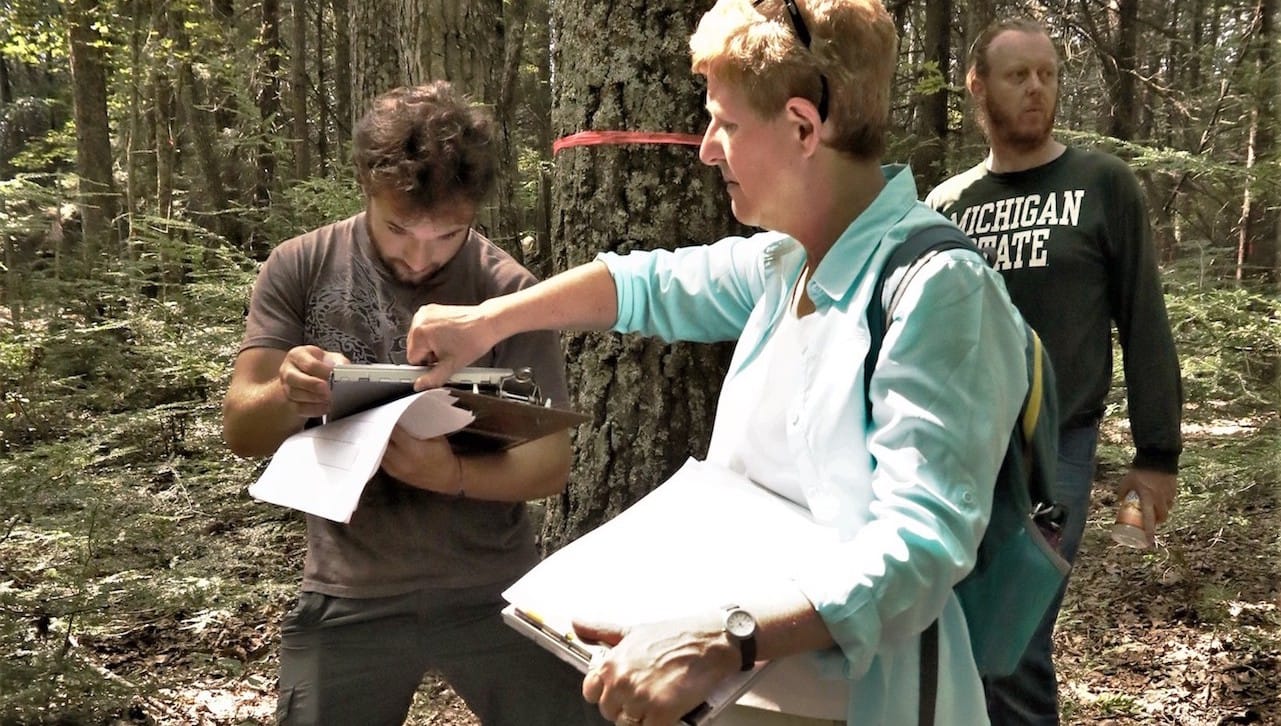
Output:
[503, 457, 850, 721]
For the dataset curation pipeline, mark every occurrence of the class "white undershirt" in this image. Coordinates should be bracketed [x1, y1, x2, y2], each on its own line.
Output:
[724, 279, 809, 507]
[724, 279, 851, 721]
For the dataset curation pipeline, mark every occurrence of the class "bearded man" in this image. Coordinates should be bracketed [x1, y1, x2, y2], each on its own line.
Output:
[925, 18, 1183, 726]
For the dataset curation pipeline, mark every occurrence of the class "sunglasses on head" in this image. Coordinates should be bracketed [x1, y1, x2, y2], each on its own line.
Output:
[754, 0, 830, 121]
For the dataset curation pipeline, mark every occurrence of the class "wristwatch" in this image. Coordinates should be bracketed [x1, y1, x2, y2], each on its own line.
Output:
[721, 604, 758, 672]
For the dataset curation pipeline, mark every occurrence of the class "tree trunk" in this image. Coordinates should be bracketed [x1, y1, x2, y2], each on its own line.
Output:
[489, 0, 529, 259]
[959, 0, 994, 155]
[397, 0, 519, 254]
[1273, 0, 1281, 285]
[400, 0, 500, 97]
[530, 0, 554, 279]
[544, 0, 746, 549]
[210, 0, 241, 141]
[124, 0, 147, 260]
[290, 0, 310, 179]
[1105, 0, 1139, 141]
[315, 2, 330, 171]
[1238, 0, 1279, 282]
[256, 0, 282, 208]
[172, 4, 230, 243]
[151, 4, 176, 226]
[1183, 0, 1207, 151]
[332, 0, 353, 154]
[910, 0, 950, 189]
[65, 0, 120, 272]
[350, 0, 403, 128]
[0, 55, 11, 104]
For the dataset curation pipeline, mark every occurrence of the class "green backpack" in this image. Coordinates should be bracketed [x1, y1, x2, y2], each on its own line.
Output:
[862, 225, 1071, 722]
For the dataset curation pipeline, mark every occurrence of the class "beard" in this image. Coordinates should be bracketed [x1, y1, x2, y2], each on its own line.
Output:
[382, 255, 439, 286]
[982, 96, 1056, 153]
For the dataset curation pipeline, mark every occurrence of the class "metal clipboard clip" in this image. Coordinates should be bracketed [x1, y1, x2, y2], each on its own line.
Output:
[497, 367, 545, 405]
[451, 366, 546, 407]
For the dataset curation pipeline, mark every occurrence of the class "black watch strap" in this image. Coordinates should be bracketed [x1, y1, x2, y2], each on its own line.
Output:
[721, 605, 758, 672]
[737, 630, 757, 672]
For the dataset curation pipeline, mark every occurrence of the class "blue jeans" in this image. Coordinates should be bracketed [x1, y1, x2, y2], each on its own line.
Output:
[985, 425, 1099, 726]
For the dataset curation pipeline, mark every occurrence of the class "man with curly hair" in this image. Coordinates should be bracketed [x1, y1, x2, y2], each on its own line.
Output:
[222, 81, 602, 726]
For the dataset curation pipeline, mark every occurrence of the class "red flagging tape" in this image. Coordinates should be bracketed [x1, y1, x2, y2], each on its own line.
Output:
[553, 130, 703, 155]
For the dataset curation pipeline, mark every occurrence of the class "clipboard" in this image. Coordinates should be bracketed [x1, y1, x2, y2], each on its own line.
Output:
[327, 364, 516, 421]
[445, 388, 589, 452]
[501, 605, 773, 726]
[326, 364, 589, 452]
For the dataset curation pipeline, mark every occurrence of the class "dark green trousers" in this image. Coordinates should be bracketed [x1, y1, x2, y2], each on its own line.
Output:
[276, 578, 607, 726]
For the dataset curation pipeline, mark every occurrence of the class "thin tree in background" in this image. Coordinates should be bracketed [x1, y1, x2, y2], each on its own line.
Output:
[909, 0, 952, 190]
[1102, 0, 1140, 141]
[290, 0, 310, 180]
[256, 0, 282, 209]
[959, 0, 995, 151]
[172, 2, 231, 242]
[527, 0, 556, 279]
[1237, 0, 1279, 281]
[492, 0, 533, 258]
[65, 0, 120, 271]
[314, 2, 330, 171]
[151, 2, 176, 227]
[331, 0, 353, 158]
[123, 0, 147, 256]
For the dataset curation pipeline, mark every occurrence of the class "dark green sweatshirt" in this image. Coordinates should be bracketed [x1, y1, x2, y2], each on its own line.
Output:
[926, 147, 1182, 472]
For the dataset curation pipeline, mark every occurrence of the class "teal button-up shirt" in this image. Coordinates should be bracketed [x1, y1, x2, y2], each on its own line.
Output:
[600, 165, 1026, 724]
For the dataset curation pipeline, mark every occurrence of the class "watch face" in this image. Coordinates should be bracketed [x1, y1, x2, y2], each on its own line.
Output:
[725, 608, 756, 638]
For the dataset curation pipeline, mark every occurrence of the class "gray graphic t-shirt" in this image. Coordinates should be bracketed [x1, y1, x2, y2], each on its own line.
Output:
[240, 213, 570, 597]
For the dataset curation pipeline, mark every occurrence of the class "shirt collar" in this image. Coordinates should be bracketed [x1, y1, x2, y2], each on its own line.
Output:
[807, 164, 919, 305]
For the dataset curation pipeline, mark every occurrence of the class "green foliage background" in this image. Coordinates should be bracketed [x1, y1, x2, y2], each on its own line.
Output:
[0, 177, 1278, 721]
[1, 0, 1279, 718]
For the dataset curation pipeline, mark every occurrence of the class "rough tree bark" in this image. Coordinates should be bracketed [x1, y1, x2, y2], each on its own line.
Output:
[543, 0, 746, 549]
[1092, 0, 1139, 141]
[958, 0, 994, 157]
[397, 0, 522, 255]
[350, 0, 404, 132]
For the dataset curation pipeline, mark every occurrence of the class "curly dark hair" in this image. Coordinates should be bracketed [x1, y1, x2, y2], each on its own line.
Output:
[352, 81, 497, 213]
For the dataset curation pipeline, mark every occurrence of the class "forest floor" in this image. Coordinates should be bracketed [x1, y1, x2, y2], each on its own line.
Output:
[2, 396, 1277, 725]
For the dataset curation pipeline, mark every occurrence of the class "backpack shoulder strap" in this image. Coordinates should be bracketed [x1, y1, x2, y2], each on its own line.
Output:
[859, 223, 979, 726]
[918, 620, 939, 726]
[863, 224, 978, 409]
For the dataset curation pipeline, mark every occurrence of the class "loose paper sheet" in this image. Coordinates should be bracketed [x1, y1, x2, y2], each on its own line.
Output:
[247, 389, 474, 523]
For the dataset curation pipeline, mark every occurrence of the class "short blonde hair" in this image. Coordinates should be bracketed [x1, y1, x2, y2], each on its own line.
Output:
[690, 0, 897, 159]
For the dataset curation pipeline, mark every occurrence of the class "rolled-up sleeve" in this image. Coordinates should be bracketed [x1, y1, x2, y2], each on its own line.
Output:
[597, 234, 777, 343]
[794, 251, 1029, 678]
